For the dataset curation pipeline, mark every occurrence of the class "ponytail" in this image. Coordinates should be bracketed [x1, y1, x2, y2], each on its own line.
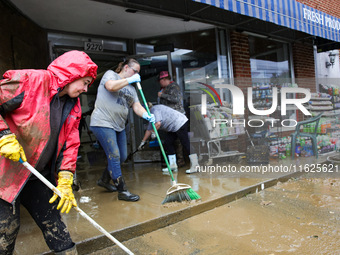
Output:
[115, 58, 139, 73]
[115, 62, 125, 73]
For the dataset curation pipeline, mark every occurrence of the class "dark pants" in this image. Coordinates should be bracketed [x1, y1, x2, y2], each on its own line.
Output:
[174, 138, 184, 163]
[164, 121, 195, 155]
[0, 178, 74, 254]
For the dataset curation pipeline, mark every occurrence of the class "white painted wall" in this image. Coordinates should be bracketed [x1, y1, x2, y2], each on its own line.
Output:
[315, 50, 340, 88]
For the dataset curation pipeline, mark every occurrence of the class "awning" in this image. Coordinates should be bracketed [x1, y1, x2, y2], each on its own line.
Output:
[192, 0, 340, 43]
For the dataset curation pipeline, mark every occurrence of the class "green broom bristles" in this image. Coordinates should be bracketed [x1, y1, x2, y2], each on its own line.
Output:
[186, 188, 201, 200]
[135, 82, 202, 205]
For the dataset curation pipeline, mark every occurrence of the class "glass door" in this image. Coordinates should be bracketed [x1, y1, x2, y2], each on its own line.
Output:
[126, 51, 172, 162]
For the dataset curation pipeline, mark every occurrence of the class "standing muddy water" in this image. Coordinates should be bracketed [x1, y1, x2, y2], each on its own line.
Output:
[14, 144, 340, 254]
[90, 173, 340, 255]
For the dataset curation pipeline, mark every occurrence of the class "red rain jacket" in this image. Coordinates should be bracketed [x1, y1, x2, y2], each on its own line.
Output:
[0, 51, 97, 204]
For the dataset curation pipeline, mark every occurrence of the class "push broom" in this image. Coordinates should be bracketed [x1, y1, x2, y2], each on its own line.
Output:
[136, 82, 201, 204]
[18, 158, 134, 255]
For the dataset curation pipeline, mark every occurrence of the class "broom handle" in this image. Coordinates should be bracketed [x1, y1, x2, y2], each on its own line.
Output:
[136, 82, 176, 182]
[19, 159, 134, 255]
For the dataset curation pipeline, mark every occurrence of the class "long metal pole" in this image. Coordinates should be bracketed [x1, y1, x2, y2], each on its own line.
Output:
[19, 159, 134, 255]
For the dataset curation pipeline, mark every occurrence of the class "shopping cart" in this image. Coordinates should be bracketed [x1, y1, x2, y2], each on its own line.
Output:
[190, 104, 245, 165]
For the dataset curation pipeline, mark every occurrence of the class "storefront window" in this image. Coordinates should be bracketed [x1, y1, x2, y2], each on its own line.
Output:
[249, 36, 291, 83]
[135, 28, 231, 106]
[249, 36, 295, 131]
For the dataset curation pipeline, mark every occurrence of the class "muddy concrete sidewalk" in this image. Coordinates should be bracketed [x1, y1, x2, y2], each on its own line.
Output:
[90, 173, 340, 255]
[13, 144, 340, 254]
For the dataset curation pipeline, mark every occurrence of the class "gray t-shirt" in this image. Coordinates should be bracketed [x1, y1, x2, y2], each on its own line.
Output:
[90, 70, 140, 131]
[147, 105, 188, 132]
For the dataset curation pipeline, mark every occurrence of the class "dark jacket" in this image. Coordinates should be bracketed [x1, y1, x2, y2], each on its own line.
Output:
[159, 81, 185, 114]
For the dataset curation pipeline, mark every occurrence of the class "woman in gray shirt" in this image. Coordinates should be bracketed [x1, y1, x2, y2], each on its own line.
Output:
[90, 59, 155, 202]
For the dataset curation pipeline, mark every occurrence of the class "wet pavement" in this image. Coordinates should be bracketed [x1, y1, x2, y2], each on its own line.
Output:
[90, 172, 340, 254]
[13, 143, 340, 255]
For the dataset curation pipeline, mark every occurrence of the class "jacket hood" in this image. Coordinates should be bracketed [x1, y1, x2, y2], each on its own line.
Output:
[47, 50, 98, 90]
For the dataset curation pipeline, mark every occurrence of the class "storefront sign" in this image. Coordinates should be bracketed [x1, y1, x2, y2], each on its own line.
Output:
[193, 0, 340, 43]
[303, 8, 340, 31]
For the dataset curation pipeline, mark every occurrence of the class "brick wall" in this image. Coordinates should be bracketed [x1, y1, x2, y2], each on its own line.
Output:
[291, 37, 317, 122]
[230, 31, 252, 89]
[0, 1, 48, 75]
[296, 0, 340, 18]
[228, 31, 251, 154]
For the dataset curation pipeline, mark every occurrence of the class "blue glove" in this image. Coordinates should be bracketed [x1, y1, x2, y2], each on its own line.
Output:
[126, 74, 141, 84]
[142, 112, 155, 123]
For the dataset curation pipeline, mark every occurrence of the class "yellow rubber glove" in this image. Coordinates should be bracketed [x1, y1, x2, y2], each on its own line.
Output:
[0, 134, 27, 162]
[49, 171, 78, 213]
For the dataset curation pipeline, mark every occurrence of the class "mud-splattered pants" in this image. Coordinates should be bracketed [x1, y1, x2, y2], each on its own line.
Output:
[90, 126, 127, 180]
[0, 177, 74, 254]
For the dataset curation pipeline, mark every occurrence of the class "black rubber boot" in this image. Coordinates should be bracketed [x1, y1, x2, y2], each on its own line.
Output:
[114, 176, 140, 202]
[55, 244, 78, 255]
[97, 166, 117, 192]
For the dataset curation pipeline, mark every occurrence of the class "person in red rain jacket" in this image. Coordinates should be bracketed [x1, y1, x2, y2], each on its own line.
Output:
[0, 50, 97, 255]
